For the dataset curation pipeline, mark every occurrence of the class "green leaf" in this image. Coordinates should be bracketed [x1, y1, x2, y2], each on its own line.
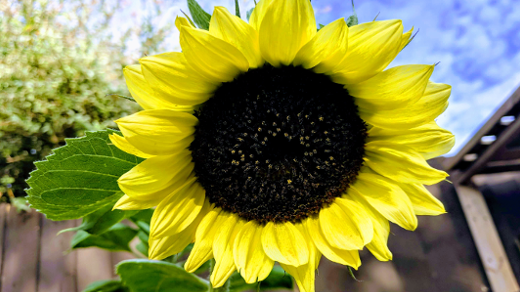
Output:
[246, 8, 254, 21]
[346, 0, 358, 27]
[82, 279, 129, 292]
[229, 266, 293, 292]
[235, 0, 241, 18]
[131, 211, 151, 257]
[136, 229, 150, 256]
[106, 94, 136, 103]
[26, 130, 144, 221]
[187, 0, 211, 30]
[60, 204, 139, 235]
[130, 209, 154, 225]
[71, 223, 137, 252]
[318, 23, 325, 31]
[181, 10, 197, 28]
[117, 259, 210, 292]
[135, 241, 148, 257]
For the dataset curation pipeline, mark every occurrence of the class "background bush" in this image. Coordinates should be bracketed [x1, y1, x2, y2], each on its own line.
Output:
[0, 0, 170, 201]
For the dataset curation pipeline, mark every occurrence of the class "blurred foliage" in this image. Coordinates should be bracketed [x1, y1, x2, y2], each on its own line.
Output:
[0, 0, 171, 201]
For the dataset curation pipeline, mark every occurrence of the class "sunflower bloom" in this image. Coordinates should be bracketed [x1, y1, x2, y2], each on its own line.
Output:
[110, 1, 454, 291]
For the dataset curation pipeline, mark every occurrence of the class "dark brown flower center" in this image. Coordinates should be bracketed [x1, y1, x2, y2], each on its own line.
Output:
[190, 65, 367, 224]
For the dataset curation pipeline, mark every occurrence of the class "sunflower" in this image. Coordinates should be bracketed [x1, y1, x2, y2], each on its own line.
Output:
[109, 0, 455, 291]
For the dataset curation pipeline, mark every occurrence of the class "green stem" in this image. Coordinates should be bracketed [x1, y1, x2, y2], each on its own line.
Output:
[209, 259, 230, 292]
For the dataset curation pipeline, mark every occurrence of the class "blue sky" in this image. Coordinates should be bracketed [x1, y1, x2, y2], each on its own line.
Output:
[115, 0, 520, 155]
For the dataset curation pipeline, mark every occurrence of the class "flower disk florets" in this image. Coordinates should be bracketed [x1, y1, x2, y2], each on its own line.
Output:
[190, 65, 367, 224]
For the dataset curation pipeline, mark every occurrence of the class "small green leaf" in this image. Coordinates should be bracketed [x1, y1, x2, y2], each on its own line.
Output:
[348, 266, 363, 282]
[106, 94, 136, 103]
[26, 130, 144, 221]
[60, 204, 139, 235]
[11, 196, 31, 212]
[229, 266, 293, 292]
[246, 8, 254, 21]
[117, 259, 209, 292]
[181, 10, 197, 28]
[318, 23, 325, 31]
[187, 0, 211, 30]
[135, 241, 148, 257]
[82, 279, 129, 292]
[346, 0, 358, 27]
[71, 223, 137, 252]
[136, 230, 149, 247]
[136, 221, 151, 235]
[235, 0, 241, 18]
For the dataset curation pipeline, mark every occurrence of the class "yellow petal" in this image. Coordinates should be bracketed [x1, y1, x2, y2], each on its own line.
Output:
[175, 16, 194, 31]
[351, 172, 417, 231]
[293, 18, 348, 72]
[259, 0, 316, 67]
[113, 194, 161, 210]
[180, 26, 249, 83]
[140, 52, 217, 106]
[368, 121, 455, 159]
[123, 64, 173, 110]
[350, 65, 434, 112]
[150, 177, 206, 238]
[117, 152, 192, 198]
[361, 82, 451, 130]
[248, 0, 275, 31]
[365, 141, 449, 185]
[348, 194, 393, 261]
[400, 183, 446, 216]
[185, 207, 222, 272]
[330, 20, 404, 84]
[149, 199, 210, 260]
[233, 221, 274, 283]
[319, 199, 372, 250]
[211, 213, 244, 288]
[280, 224, 321, 292]
[115, 109, 197, 156]
[304, 216, 361, 268]
[399, 27, 414, 51]
[261, 221, 309, 266]
[109, 133, 153, 159]
[209, 7, 264, 69]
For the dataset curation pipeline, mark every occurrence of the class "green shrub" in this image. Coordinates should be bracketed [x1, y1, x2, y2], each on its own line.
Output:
[0, 0, 172, 199]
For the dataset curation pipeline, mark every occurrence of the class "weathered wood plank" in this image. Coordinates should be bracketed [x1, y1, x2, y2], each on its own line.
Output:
[455, 184, 519, 292]
[110, 251, 134, 277]
[0, 204, 6, 286]
[1, 207, 42, 292]
[38, 219, 78, 292]
[413, 184, 490, 292]
[76, 248, 114, 291]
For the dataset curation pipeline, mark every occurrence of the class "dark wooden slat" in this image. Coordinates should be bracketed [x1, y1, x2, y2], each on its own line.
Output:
[480, 180, 520, 283]
[1, 207, 42, 292]
[38, 219, 78, 292]
[0, 204, 6, 290]
[454, 116, 520, 184]
[476, 160, 520, 174]
[443, 85, 520, 171]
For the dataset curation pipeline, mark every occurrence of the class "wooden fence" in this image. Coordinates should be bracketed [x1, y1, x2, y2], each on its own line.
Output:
[0, 204, 133, 292]
[0, 182, 490, 292]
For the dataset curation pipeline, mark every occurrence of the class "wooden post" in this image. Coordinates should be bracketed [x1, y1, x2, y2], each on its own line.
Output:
[455, 184, 520, 292]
